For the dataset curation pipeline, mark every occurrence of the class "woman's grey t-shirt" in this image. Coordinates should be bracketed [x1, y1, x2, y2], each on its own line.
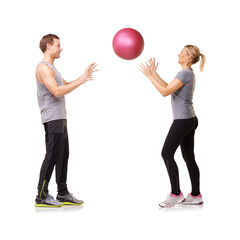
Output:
[37, 61, 67, 123]
[171, 68, 196, 120]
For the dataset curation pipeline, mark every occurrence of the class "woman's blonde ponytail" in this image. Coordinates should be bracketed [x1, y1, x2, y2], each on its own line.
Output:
[185, 45, 206, 72]
[199, 53, 206, 72]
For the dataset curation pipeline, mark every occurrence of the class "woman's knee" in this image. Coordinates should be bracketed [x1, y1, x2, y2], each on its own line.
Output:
[161, 147, 173, 163]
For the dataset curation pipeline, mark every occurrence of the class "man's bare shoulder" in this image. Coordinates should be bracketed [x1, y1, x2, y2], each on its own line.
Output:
[36, 63, 55, 84]
[36, 63, 55, 78]
[37, 62, 53, 74]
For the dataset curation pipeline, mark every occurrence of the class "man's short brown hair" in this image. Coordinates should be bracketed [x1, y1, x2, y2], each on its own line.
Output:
[39, 34, 60, 53]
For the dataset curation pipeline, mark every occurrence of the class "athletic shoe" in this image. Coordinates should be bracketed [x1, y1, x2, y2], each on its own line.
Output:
[35, 194, 63, 207]
[159, 192, 185, 207]
[56, 193, 84, 205]
[181, 194, 203, 205]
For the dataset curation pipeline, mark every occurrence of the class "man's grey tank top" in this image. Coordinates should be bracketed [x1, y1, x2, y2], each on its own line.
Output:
[36, 61, 66, 123]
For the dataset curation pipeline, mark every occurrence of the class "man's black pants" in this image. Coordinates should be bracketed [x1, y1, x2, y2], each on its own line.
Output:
[37, 119, 69, 199]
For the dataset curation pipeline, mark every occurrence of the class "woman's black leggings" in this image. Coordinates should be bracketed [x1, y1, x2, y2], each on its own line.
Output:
[161, 117, 200, 196]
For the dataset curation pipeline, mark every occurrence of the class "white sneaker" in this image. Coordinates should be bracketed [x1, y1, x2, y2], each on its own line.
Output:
[159, 192, 185, 207]
[181, 194, 203, 205]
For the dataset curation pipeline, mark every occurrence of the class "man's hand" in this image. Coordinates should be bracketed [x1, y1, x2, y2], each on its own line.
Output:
[79, 63, 98, 84]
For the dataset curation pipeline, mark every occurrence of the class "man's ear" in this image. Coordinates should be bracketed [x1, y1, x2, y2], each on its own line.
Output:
[46, 43, 51, 51]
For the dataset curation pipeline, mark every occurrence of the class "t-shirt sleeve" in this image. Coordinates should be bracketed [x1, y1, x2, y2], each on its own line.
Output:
[175, 71, 190, 85]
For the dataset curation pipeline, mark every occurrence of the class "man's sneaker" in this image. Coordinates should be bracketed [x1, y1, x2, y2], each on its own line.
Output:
[35, 194, 63, 207]
[159, 192, 185, 207]
[56, 193, 84, 205]
[181, 194, 203, 205]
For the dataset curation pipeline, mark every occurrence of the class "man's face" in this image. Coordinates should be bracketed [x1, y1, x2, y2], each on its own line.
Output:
[48, 39, 62, 59]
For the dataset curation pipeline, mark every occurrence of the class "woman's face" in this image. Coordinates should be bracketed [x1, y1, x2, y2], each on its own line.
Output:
[178, 47, 191, 65]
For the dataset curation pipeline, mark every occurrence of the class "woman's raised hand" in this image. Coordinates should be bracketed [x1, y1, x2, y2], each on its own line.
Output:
[140, 61, 153, 78]
[148, 58, 159, 73]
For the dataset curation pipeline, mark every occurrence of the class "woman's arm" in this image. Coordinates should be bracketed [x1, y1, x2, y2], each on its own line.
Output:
[149, 77, 183, 97]
[140, 60, 183, 97]
[147, 58, 168, 87]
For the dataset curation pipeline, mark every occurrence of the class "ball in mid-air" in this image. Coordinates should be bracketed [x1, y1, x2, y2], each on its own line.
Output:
[112, 28, 144, 60]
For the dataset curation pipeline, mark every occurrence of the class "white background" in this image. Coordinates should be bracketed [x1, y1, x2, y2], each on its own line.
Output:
[1, 0, 239, 239]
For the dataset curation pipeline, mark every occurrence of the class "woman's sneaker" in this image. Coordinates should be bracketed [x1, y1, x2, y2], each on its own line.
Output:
[56, 193, 84, 205]
[35, 194, 63, 207]
[159, 192, 185, 207]
[181, 194, 203, 205]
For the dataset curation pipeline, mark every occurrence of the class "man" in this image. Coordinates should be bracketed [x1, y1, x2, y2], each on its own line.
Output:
[35, 34, 97, 207]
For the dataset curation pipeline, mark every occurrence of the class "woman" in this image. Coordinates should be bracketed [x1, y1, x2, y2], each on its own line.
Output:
[140, 45, 206, 207]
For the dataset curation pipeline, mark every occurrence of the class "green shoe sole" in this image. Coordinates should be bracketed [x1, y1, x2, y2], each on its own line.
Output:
[61, 201, 84, 206]
[35, 203, 63, 207]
